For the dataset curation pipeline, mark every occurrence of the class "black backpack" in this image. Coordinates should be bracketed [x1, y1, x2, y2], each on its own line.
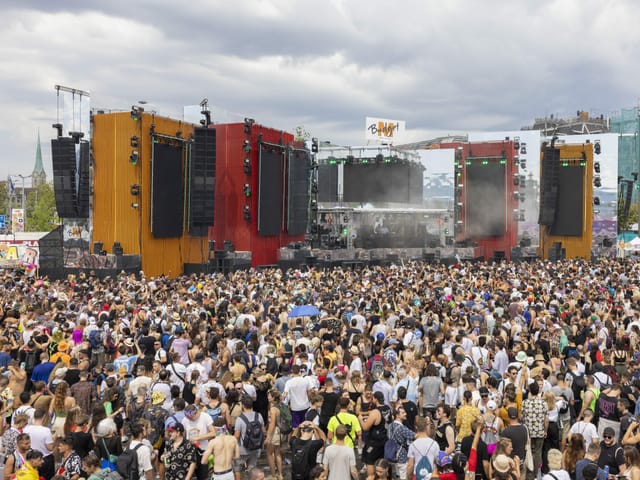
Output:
[116, 443, 143, 480]
[240, 413, 264, 450]
[291, 438, 315, 480]
[569, 371, 586, 399]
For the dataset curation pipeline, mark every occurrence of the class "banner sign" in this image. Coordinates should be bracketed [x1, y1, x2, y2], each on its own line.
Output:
[365, 117, 405, 142]
[11, 209, 24, 233]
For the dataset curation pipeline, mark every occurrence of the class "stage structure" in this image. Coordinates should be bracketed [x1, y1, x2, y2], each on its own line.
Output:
[455, 140, 520, 261]
[538, 141, 594, 260]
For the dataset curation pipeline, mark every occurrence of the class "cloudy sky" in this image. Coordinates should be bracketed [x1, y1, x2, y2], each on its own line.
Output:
[2, 0, 639, 180]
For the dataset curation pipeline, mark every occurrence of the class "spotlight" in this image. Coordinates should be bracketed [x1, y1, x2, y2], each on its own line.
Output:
[519, 210, 525, 221]
[243, 158, 251, 175]
[594, 140, 601, 155]
[513, 192, 520, 201]
[519, 175, 526, 188]
[594, 197, 600, 205]
[244, 118, 254, 135]
[311, 137, 319, 153]
[52, 123, 63, 138]
[130, 150, 139, 165]
[513, 136, 520, 151]
[131, 202, 139, 209]
[594, 161, 600, 173]
[243, 184, 251, 197]
[376, 153, 384, 164]
[200, 98, 211, 127]
[513, 174, 520, 186]
[519, 192, 526, 203]
[520, 143, 527, 155]
[310, 199, 318, 211]
[176, 130, 182, 138]
[346, 155, 355, 164]
[633, 172, 639, 182]
[520, 159, 527, 170]
[130, 105, 143, 121]
[130, 136, 139, 148]
[311, 182, 318, 194]
[243, 205, 251, 221]
[243, 140, 251, 153]
[594, 176, 601, 188]
[130, 184, 141, 196]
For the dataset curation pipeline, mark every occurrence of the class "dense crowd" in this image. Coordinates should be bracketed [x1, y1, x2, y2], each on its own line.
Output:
[0, 259, 640, 480]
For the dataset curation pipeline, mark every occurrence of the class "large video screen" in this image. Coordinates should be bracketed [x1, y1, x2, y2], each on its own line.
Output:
[465, 163, 505, 237]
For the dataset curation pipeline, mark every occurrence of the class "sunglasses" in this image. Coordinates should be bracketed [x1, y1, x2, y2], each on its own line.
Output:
[604, 435, 613, 439]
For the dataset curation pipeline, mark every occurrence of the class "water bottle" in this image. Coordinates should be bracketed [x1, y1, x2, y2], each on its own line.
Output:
[604, 465, 609, 479]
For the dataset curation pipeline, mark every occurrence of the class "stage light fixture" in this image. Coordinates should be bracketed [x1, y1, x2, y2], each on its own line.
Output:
[513, 174, 520, 186]
[594, 176, 601, 188]
[594, 197, 600, 205]
[633, 172, 639, 182]
[520, 175, 526, 188]
[243, 184, 251, 197]
[131, 202, 139, 209]
[513, 136, 520, 151]
[520, 159, 527, 170]
[130, 136, 139, 148]
[346, 155, 355, 164]
[594, 140, 601, 155]
[176, 130, 182, 138]
[376, 153, 384, 164]
[520, 143, 527, 155]
[310, 199, 318, 211]
[130, 105, 143, 121]
[130, 150, 139, 165]
[130, 184, 141, 196]
[311, 182, 318, 194]
[311, 137, 319, 153]
[519, 210, 525, 221]
[243, 140, 251, 153]
[519, 192, 526, 203]
[243, 205, 251, 221]
[243, 158, 251, 175]
[594, 161, 600, 173]
[244, 118, 255, 135]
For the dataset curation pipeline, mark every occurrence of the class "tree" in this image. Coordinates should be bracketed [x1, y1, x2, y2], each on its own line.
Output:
[25, 182, 57, 232]
[618, 202, 639, 232]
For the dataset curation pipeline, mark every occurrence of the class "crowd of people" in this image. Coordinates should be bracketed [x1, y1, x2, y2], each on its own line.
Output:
[0, 259, 640, 480]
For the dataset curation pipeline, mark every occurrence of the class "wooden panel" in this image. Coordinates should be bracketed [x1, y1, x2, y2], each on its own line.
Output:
[92, 112, 204, 277]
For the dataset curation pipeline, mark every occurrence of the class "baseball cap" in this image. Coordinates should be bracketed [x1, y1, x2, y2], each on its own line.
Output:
[603, 426, 615, 438]
[167, 423, 185, 433]
[437, 451, 452, 467]
[507, 407, 519, 419]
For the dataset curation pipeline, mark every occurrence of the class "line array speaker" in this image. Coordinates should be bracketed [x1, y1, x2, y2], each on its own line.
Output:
[189, 127, 216, 236]
[51, 137, 78, 218]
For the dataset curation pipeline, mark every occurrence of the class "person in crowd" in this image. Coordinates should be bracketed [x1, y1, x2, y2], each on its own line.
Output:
[542, 449, 570, 480]
[323, 424, 358, 480]
[163, 423, 198, 480]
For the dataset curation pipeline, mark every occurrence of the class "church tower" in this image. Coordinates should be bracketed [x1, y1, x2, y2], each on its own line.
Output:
[32, 130, 47, 188]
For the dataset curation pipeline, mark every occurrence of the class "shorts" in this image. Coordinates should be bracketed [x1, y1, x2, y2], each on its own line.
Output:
[394, 462, 408, 480]
[271, 427, 281, 446]
[212, 469, 234, 480]
[362, 443, 384, 465]
[239, 451, 260, 470]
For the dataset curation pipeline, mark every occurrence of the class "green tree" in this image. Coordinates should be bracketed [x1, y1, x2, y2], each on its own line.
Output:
[25, 182, 57, 232]
[618, 202, 639, 232]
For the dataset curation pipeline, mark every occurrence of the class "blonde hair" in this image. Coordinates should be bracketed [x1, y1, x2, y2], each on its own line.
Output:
[547, 449, 563, 470]
[544, 391, 557, 411]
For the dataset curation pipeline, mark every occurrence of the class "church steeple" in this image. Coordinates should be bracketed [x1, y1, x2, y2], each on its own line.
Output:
[32, 130, 46, 188]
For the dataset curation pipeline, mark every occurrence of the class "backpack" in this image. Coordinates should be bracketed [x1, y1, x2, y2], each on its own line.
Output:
[89, 329, 105, 350]
[266, 357, 278, 376]
[291, 438, 314, 480]
[370, 355, 384, 380]
[415, 442, 436, 480]
[24, 350, 38, 372]
[206, 402, 222, 422]
[96, 469, 123, 480]
[602, 365, 619, 385]
[239, 413, 264, 450]
[116, 443, 143, 480]
[558, 394, 569, 415]
[278, 403, 292, 435]
[143, 405, 169, 449]
[569, 371, 586, 399]
[127, 398, 148, 430]
[384, 423, 400, 463]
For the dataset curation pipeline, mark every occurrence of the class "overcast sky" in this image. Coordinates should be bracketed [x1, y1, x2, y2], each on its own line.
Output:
[2, 0, 639, 180]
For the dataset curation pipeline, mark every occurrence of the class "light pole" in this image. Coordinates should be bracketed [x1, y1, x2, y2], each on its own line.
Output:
[16, 174, 32, 212]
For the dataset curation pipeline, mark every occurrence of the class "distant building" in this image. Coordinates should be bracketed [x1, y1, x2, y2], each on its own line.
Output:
[523, 110, 610, 136]
[32, 131, 47, 188]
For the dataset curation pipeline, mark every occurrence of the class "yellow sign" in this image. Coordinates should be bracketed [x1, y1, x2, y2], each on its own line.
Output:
[365, 117, 405, 142]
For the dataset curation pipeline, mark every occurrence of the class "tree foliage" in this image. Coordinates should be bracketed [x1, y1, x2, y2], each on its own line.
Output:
[25, 182, 57, 232]
[618, 202, 639, 232]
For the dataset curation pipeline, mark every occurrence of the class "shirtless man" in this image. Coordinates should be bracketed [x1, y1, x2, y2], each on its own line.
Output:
[8, 361, 27, 399]
[200, 418, 239, 480]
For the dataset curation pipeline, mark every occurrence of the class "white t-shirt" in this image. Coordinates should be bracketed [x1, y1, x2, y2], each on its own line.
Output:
[168, 363, 187, 390]
[569, 421, 599, 450]
[407, 437, 439, 475]
[23, 425, 53, 456]
[323, 443, 356, 480]
[182, 412, 214, 450]
[542, 470, 571, 480]
[284, 376, 313, 411]
[129, 440, 153, 478]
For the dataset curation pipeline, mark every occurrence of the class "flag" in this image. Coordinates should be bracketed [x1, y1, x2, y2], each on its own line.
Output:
[7, 176, 14, 195]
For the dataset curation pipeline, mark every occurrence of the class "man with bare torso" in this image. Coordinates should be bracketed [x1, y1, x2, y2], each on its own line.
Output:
[201, 418, 239, 480]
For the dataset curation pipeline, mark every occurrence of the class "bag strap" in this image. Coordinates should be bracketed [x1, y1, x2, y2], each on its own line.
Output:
[547, 473, 559, 480]
[102, 437, 111, 457]
[30, 393, 42, 407]
[334, 413, 354, 440]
